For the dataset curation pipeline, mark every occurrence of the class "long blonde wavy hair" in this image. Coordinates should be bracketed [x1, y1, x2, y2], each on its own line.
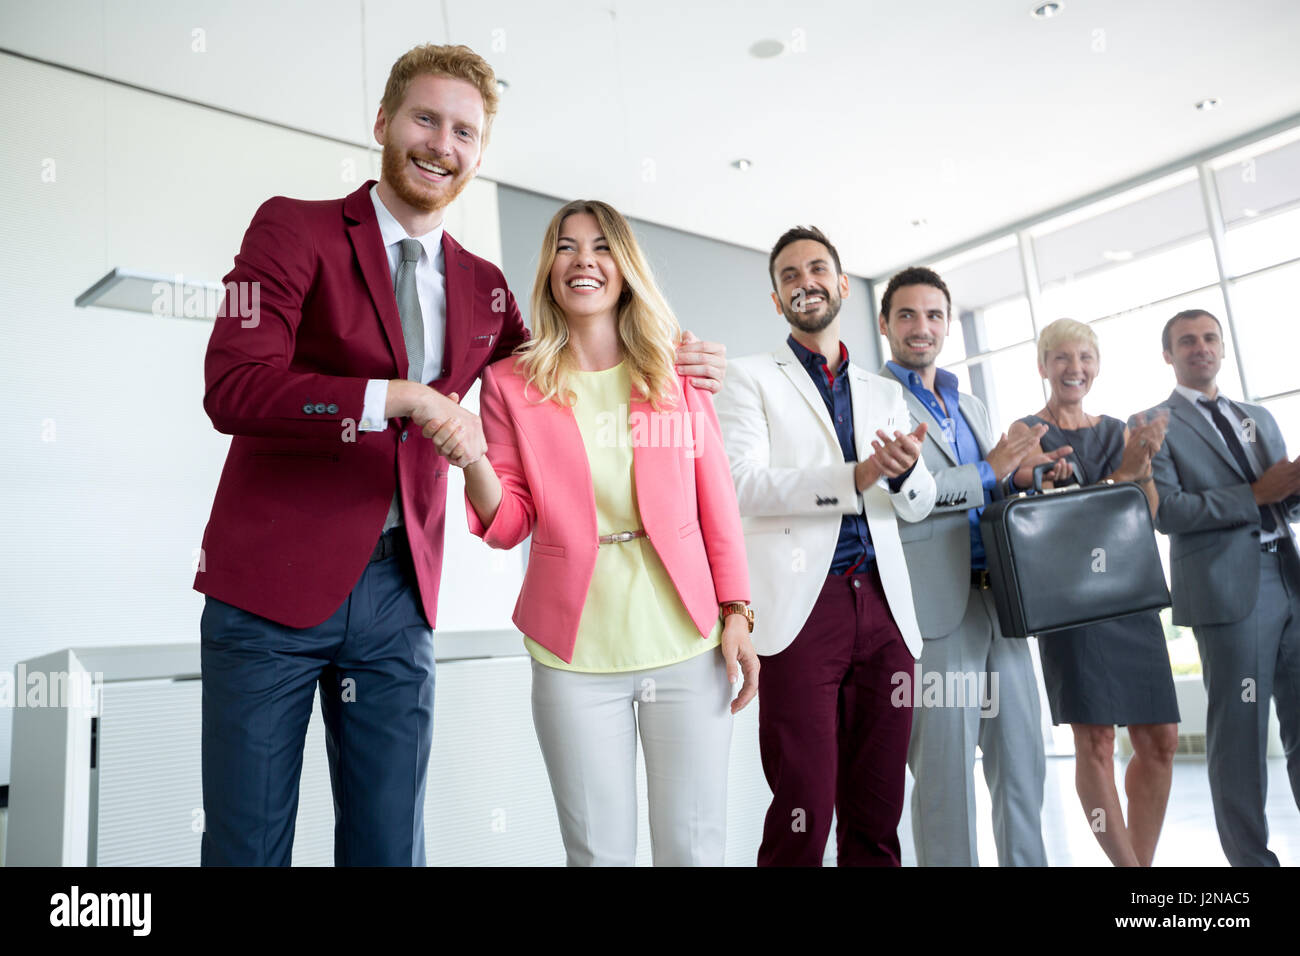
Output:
[514, 200, 682, 409]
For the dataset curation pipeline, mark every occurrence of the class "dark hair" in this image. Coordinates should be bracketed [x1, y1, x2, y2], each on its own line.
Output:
[1161, 309, 1223, 352]
[768, 225, 842, 291]
[879, 266, 952, 322]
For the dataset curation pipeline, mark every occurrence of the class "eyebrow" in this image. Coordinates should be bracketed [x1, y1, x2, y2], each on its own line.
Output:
[557, 235, 607, 243]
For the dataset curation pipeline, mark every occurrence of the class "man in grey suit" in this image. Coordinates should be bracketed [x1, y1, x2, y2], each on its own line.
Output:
[1136, 309, 1300, 866]
[878, 266, 1070, 866]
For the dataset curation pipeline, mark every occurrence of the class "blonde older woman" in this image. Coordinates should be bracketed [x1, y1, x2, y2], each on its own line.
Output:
[1014, 318, 1180, 867]
[457, 199, 757, 866]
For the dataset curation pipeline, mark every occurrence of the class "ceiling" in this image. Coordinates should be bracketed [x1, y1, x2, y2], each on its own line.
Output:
[5, 0, 1300, 277]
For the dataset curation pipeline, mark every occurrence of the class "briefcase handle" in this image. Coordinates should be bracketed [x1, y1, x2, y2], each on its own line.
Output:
[1027, 461, 1083, 495]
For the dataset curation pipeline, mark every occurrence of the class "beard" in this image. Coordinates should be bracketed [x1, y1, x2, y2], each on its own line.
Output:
[781, 288, 841, 334]
[381, 142, 472, 214]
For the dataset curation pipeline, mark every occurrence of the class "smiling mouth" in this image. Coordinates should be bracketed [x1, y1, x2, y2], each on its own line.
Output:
[906, 338, 934, 349]
[412, 157, 453, 181]
[1062, 378, 1085, 386]
[566, 277, 604, 291]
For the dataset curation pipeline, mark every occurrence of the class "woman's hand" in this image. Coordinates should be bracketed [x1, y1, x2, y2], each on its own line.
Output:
[1113, 415, 1167, 483]
[720, 614, 759, 714]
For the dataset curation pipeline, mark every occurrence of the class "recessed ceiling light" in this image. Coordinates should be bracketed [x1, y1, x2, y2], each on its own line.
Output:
[1102, 249, 1133, 262]
[1195, 97, 1220, 111]
[749, 39, 785, 59]
[910, 218, 928, 228]
[1030, 1, 1064, 18]
[1242, 207, 1259, 218]
[496, 78, 510, 94]
[731, 158, 753, 171]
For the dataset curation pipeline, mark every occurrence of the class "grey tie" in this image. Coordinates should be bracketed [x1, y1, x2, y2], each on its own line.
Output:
[396, 238, 424, 382]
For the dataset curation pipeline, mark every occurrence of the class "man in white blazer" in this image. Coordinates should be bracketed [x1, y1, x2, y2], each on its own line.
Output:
[715, 226, 936, 866]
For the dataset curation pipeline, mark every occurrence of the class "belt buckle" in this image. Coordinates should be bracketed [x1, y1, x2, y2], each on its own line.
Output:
[598, 530, 645, 545]
[972, 569, 992, 590]
[1261, 539, 1281, 553]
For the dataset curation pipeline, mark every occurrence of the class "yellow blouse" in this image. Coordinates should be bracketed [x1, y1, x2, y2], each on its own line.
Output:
[524, 362, 723, 672]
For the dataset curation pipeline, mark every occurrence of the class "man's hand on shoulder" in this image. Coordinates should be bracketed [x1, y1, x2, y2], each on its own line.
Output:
[676, 329, 726, 394]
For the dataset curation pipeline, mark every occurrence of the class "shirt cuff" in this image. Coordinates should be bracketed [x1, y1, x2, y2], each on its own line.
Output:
[977, 459, 997, 490]
[886, 461, 916, 494]
[359, 379, 389, 432]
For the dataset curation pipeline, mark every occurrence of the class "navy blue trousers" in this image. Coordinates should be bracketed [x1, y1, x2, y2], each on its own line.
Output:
[200, 532, 436, 866]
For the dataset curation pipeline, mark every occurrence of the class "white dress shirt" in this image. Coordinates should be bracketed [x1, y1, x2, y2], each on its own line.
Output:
[1175, 383, 1283, 543]
[358, 184, 448, 433]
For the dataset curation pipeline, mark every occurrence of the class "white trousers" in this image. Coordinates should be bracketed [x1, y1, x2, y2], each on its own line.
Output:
[530, 649, 734, 866]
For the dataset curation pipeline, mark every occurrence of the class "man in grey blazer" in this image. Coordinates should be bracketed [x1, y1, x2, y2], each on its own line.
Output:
[1135, 309, 1300, 866]
[879, 266, 1070, 866]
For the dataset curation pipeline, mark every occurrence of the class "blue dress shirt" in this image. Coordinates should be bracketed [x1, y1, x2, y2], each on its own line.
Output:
[886, 361, 995, 570]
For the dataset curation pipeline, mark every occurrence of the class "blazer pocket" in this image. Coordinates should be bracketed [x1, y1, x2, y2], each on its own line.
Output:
[530, 541, 566, 558]
[679, 519, 702, 539]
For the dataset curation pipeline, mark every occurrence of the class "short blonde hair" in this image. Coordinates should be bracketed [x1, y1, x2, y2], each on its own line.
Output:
[515, 200, 682, 409]
[381, 44, 500, 144]
[1037, 318, 1100, 367]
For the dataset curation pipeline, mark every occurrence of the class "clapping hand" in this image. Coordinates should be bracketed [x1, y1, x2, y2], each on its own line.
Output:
[855, 423, 928, 491]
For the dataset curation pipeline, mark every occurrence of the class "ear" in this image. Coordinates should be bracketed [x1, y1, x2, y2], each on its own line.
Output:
[373, 107, 388, 147]
[770, 291, 783, 315]
[877, 311, 888, 337]
[1162, 350, 1174, 366]
[838, 273, 850, 299]
[1037, 360, 1047, 379]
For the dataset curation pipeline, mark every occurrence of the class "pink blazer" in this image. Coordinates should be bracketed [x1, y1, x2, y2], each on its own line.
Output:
[466, 357, 750, 663]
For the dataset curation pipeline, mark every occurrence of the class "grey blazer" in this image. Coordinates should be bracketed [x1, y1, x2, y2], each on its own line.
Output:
[882, 364, 1006, 638]
[1135, 389, 1300, 627]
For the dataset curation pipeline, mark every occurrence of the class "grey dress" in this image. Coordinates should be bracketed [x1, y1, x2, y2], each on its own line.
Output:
[1018, 414, 1181, 726]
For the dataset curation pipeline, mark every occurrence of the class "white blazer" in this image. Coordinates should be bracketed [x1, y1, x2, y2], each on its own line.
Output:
[715, 343, 936, 658]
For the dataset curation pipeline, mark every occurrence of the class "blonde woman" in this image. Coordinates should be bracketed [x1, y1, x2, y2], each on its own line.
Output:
[456, 199, 757, 865]
[1014, 318, 1180, 866]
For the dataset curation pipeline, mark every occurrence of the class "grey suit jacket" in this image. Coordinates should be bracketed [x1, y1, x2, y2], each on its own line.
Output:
[882, 364, 1006, 638]
[1135, 389, 1300, 627]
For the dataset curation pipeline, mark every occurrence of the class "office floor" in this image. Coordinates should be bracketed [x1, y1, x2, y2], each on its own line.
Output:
[895, 754, 1299, 866]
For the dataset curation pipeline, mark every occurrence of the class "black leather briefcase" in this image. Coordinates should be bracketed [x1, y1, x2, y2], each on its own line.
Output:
[978, 466, 1171, 637]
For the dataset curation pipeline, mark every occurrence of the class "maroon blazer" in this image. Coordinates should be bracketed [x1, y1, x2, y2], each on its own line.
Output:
[194, 180, 528, 628]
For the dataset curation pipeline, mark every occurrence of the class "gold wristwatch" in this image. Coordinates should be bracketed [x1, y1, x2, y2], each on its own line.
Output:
[720, 602, 754, 633]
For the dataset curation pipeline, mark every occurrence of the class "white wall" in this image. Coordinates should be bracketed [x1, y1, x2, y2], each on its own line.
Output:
[0, 52, 517, 785]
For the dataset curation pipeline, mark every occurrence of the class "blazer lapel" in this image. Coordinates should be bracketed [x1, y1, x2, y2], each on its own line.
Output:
[1169, 390, 1246, 480]
[957, 392, 994, 457]
[437, 231, 474, 391]
[774, 342, 840, 451]
[343, 182, 407, 378]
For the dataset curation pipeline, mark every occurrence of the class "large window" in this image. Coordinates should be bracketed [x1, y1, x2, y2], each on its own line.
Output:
[873, 119, 1300, 433]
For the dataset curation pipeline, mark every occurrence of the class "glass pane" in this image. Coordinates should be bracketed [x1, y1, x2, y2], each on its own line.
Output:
[1213, 129, 1300, 227]
[1229, 261, 1300, 399]
[1260, 394, 1300, 470]
[1032, 172, 1208, 288]
[1084, 288, 1239, 420]
[1222, 205, 1300, 278]
[968, 342, 1047, 435]
[979, 295, 1034, 352]
[1039, 237, 1219, 322]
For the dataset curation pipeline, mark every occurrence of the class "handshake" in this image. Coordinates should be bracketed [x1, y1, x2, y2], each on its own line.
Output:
[387, 380, 485, 468]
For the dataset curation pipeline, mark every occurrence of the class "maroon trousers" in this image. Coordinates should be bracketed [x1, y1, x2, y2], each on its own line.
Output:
[757, 567, 915, 866]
